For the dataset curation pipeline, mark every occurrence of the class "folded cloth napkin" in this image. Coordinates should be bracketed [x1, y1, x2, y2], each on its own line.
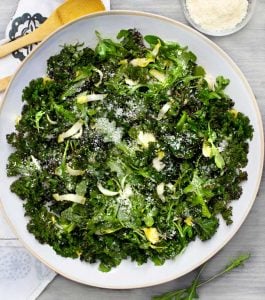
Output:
[0, 1, 110, 299]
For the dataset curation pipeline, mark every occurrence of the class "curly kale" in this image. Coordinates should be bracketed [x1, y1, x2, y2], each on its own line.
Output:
[6, 29, 253, 271]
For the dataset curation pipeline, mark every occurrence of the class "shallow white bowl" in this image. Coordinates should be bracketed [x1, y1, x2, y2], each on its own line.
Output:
[0, 10, 263, 289]
[181, 0, 257, 36]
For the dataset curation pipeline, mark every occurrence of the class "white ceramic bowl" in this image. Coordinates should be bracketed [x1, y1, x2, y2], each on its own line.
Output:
[181, 0, 257, 36]
[0, 11, 263, 289]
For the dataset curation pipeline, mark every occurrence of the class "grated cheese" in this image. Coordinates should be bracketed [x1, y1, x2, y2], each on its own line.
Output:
[94, 117, 123, 144]
[156, 182, 165, 201]
[157, 102, 171, 120]
[152, 151, 166, 172]
[152, 157, 165, 172]
[186, 0, 249, 31]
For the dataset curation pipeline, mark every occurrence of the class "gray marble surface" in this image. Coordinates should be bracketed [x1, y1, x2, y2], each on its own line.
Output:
[0, 0, 265, 299]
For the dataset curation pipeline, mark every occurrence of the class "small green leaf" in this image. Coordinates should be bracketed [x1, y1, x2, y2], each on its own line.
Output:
[144, 215, 154, 227]
[196, 194, 211, 218]
[194, 65, 206, 77]
[35, 111, 45, 132]
[224, 253, 251, 273]
[202, 140, 212, 157]
[194, 217, 219, 241]
[99, 263, 111, 272]
[75, 180, 88, 196]
[214, 151, 225, 169]
[144, 35, 164, 46]
[184, 172, 212, 218]
[176, 111, 187, 131]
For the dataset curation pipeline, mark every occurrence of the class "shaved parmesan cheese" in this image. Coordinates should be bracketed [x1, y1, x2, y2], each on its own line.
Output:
[167, 183, 174, 191]
[204, 72, 215, 89]
[58, 120, 83, 143]
[137, 131, 156, 148]
[119, 184, 133, 199]
[31, 155, 41, 170]
[43, 76, 52, 83]
[52, 193, 86, 204]
[157, 151, 165, 159]
[71, 125, 83, 139]
[202, 140, 212, 157]
[76, 93, 107, 104]
[229, 109, 238, 118]
[156, 182, 165, 201]
[15, 115, 21, 125]
[152, 157, 165, 172]
[150, 69, 166, 83]
[157, 102, 171, 120]
[130, 57, 154, 67]
[151, 41, 161, 57]
[143, 227, 160, 244]
[66, 164, 85, 176]
[119, 59, 128, 65]
[94, 68, 103, 87]
[46, 114, 57, 125]
[97, 183, 120, 196]
[97, 180, 134, 202]
[120, 175, 128, 190]
[184, 216, 193, 226]
[125, 77, 139, 86]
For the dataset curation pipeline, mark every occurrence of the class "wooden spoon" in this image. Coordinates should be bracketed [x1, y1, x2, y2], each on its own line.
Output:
[0, 75, 11, 92]
[0, 0, 105, 58]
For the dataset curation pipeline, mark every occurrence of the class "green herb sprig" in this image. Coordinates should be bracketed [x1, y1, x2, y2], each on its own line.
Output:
[153, 253, 250, 300]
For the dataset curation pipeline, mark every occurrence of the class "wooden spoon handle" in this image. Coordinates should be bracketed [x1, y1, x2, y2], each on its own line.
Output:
[0, 75, 12, 92]
[0, 29, 45, 58]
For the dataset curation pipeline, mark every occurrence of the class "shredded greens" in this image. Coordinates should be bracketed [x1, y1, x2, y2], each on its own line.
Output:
[6, 29, 253, 272]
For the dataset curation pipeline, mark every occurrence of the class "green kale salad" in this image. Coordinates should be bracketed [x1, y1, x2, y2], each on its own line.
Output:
[6, 29, 253, 272]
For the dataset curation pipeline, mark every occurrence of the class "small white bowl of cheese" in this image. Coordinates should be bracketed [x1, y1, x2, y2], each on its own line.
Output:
[181, 0, 256, 36]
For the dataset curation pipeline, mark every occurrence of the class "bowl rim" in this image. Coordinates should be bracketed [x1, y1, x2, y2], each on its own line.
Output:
[0, 9, 264, 289]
